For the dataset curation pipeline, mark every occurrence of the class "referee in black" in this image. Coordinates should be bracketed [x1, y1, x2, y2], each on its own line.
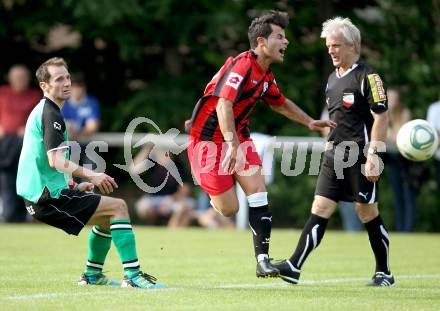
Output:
[274, 17, 394, 286]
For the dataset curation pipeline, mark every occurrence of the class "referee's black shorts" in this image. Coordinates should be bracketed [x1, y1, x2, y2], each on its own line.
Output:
[315, 145, 379, 204]
[24, 188, 101, 236]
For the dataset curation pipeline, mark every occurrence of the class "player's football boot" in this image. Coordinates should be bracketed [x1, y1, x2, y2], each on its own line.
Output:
[78, 273, 121, 286]
[256, 258, 280, 278]
[271, 259, 301, 284]
[121, 271, 165, 289]
[366, 272, 395, 287]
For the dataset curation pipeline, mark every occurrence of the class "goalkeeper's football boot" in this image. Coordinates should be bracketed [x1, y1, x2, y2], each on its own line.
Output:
[78, 273, 121, 286]
[366, 272, 395, 287]
[256, 258, 279, 278]
[271, 259, 301, 284]
[121, 271, 165, 289]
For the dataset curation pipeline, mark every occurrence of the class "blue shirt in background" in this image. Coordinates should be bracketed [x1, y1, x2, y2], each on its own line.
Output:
[61, 95, 100, 131]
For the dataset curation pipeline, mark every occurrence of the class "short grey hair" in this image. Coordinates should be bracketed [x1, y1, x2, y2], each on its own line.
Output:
[321, 17, 361, 55]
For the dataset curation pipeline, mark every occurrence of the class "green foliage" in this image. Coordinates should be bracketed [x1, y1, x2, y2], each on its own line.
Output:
[371, 0, 440, 116]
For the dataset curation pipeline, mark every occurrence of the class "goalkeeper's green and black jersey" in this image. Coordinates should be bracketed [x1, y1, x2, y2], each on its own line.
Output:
[17, 96, 70, 203]
[325, 59, 388, 146]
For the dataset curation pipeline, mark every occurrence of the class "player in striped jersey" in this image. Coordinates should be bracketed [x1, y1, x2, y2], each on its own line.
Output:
[186, 10, 335, 278]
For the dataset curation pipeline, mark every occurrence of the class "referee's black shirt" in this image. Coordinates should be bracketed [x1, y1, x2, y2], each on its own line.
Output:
[325, 59, 388, 146]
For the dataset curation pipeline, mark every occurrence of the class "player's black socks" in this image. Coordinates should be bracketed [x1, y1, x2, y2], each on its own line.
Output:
[289, 213, 328, 269]
[248, 205, 272, 259]
[364, 215, 391, 274]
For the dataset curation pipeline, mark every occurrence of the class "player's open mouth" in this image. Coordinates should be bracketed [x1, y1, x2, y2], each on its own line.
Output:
[279, 48, 286, 56]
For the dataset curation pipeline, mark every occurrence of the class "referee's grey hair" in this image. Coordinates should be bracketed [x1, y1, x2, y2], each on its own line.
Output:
[321, 17, 361, 55]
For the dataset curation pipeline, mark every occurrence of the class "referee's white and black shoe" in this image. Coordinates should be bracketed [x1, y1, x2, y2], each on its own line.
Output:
[366, 272, 395, 287]
[272, 259, 300, 284]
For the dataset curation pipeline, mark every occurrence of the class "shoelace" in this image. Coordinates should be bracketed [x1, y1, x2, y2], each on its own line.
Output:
[96, 275, 110, 284]
[137, 272, 158, 284]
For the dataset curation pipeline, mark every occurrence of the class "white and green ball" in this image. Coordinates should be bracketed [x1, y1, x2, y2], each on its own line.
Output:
[396, 119, 438, 161]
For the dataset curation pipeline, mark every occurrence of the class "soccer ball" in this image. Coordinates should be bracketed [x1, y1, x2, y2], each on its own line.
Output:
[396, 119, 438, 161]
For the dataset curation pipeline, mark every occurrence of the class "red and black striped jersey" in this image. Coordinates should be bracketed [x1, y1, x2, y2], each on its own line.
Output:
[186, 51, 286, 142]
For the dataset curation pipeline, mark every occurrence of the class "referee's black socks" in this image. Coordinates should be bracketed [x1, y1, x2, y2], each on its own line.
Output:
[289, 213, 328, 269]
[364, 215, 391, 275]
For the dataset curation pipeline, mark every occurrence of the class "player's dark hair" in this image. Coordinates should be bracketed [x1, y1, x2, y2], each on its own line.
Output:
[248, 10, 289, 49]
[36, 57, 68, 83]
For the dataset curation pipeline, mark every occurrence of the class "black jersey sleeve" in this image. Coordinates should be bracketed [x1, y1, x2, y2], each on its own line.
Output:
[41, 103, 68, 152]
[365, 73, 388, 113]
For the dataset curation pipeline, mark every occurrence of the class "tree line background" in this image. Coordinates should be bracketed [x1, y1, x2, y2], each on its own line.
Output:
[1, 0, 440, 230]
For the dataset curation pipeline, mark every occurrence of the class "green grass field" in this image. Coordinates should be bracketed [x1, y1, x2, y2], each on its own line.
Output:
[1, 224, 439, 311]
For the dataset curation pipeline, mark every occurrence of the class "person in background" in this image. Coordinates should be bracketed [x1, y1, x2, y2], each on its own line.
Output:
[0, 64, 41, 222]
[387, 87, 417, 232]
[130, 146, 195, 228]
[61, 72, 100, 182]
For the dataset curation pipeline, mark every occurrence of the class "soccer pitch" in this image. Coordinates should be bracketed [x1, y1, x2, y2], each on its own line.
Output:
[0, 225, 439, 311]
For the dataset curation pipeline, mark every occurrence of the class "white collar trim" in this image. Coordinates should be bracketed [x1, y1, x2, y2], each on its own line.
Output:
[336, 63, 359, 78]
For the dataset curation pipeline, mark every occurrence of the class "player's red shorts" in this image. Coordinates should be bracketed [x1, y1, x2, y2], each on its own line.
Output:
[187, 136, 262, 195]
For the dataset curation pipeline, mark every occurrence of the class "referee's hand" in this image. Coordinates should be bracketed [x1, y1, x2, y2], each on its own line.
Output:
[89, 173, 119, 194]
[364, 154, 381, 182]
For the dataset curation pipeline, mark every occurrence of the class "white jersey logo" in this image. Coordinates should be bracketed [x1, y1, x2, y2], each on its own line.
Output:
[53, 121, 62, 131]
[225, 72, 243, 90]
[342, 93, 355, 108]
[26, 205, 35, 215]
[358, 192, 369, 200]
[262, 82, 269, 95]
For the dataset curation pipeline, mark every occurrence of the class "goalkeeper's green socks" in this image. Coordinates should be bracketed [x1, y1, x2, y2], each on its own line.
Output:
[110, 220, 141, 278]
[84, 226, 112, 276]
